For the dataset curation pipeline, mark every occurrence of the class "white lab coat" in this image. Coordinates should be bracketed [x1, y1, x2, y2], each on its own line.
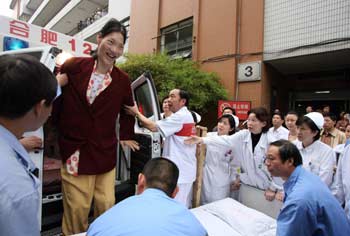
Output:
[201, 132, 240, 204]
[332, 145, 350, 220]
[294, 140, 336, 187]
[203, 129, 277, 190]
[334, 143, 345, 163]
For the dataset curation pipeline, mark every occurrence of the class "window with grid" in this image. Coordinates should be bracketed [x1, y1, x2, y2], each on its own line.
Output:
[160, 18, 193, 58]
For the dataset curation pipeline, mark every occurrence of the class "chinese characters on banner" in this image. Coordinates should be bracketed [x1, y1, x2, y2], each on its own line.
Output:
[217, 100, 251, 120]
[41, 29, 57, 46]
[1, 16, 95, 56]
[9, 20, 29, 38]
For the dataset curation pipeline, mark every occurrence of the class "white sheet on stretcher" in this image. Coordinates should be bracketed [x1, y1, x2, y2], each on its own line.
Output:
[191, 198, 277, 236]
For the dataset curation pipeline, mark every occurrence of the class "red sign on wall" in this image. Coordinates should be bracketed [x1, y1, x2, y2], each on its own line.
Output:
[218, 100, 251, 120]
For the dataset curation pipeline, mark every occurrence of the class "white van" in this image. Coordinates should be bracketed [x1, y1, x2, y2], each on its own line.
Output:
[0, 46, 162, 233]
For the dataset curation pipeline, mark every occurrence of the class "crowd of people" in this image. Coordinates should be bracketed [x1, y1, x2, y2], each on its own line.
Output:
[77, 8, 108, 32]
[1, 17, 350, 236]
[186, 106, 350, 235]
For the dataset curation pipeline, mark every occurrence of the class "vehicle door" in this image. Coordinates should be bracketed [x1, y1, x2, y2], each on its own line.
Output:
[121, 72, 162, 184]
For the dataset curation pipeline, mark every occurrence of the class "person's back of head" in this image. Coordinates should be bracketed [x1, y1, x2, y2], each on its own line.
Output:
[0, 54, 57, 121]
[138, 157, 179, 198]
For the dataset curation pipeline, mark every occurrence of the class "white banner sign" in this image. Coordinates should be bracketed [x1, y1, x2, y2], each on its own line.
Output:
[0, 15, 96, 56]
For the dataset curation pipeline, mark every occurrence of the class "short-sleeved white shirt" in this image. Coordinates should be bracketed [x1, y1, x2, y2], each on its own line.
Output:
[156, 106, 196, 183]
[267, 126, 289, 143]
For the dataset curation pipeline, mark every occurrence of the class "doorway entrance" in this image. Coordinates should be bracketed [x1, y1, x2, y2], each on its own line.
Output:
[289, 89, 350, 117]
[292, 100, 349, 117]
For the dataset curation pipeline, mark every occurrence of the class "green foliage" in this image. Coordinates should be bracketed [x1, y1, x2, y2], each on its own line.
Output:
[118, 53, 227, 113]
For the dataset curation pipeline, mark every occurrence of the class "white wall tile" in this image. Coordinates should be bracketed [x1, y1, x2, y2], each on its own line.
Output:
[264, 0, 350, 60]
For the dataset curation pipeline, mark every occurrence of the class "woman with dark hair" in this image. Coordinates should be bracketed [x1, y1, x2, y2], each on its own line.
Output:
[160, 97, 172, 119]
[56, 19, 139, 235]
[201, 114, 239, 204]
[285, 111, 300, 141]
[294, 112, 336, 187]
[186, 107, 281, 201]
[336, 111, 349, 132]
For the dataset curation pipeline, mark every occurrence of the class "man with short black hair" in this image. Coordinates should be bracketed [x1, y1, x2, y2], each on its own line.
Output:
[267, 111, 289, 142]
[0, 54, 58, 236]
[222, 106, 236, 115]
[125, 88, 197, 207]
[265, 140, 350, 236]
[322, 105, 330, 114]
[87, 157, 207, 236]
[320, 112, 346, 148]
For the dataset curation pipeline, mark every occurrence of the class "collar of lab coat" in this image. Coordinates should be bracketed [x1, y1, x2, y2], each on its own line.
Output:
[300, 140, 319, 154]
[243, 131, 267, 153]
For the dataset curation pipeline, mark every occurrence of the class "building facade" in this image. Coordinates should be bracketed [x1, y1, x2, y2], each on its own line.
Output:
[128, 0, 350, 115]
[264, 0, 350, 114]
[9, 0, 350, 115]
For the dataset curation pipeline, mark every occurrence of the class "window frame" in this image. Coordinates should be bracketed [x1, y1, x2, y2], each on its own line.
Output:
[160, 18, 193, 58]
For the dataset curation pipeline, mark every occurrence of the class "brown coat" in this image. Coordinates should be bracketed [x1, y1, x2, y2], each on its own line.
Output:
[55, 57, 135, 175]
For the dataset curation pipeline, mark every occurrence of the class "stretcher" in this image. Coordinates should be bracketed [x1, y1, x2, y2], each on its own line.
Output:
[74, 185, 280, 236]
[191, 198, 277, 236]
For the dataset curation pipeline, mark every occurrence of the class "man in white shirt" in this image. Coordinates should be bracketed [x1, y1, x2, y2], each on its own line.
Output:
[125, 89, 196, 207]
[267, 111, 289, 143]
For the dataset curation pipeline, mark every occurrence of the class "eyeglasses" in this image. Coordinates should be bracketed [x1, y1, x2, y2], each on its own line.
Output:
[263, 156, 276, 163]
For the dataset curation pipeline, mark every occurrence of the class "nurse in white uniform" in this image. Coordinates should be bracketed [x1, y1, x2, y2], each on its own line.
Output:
[201, 114, 240, 204]
[294, 112, 336, 187]
[186, 107, 282, 201]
